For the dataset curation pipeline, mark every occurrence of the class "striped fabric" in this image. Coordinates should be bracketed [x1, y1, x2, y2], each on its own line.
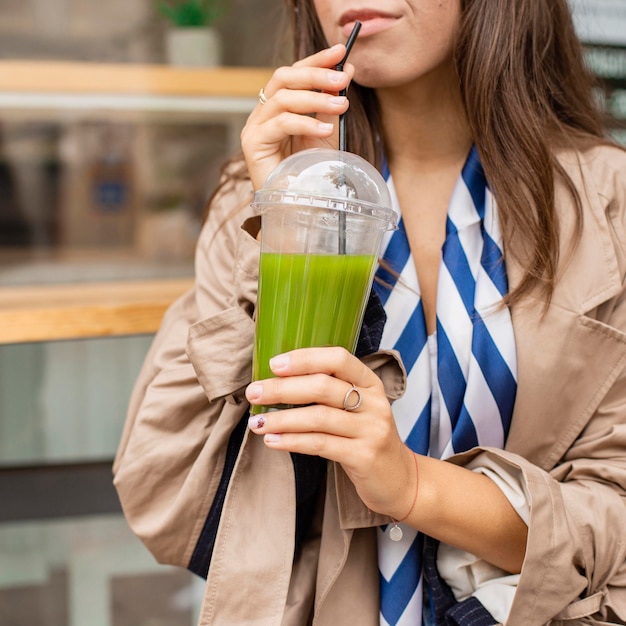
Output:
[374, 146, 517, 626]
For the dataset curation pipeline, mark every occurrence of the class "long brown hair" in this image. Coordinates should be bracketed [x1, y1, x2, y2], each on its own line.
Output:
[286, 0, 611, 304]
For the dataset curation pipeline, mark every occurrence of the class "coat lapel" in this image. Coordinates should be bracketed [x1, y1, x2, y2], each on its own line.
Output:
[505, 153, 626, 470]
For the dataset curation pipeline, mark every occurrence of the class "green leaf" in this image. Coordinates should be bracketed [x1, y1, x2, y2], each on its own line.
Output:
[156, 0, 224, 27]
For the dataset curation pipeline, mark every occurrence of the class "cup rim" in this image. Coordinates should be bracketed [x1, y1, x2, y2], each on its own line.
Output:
[252, 189, 398, 231]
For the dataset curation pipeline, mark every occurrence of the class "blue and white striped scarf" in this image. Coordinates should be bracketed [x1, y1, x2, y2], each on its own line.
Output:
[374, 146, 517, 625]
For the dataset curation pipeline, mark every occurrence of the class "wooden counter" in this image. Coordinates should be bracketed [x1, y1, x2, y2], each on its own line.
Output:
[0, 61, 273, 98]
[0, 61, 274, 143]
[0, 278, 194, 344]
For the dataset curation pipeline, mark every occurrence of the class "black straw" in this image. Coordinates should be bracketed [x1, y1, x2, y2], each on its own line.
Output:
[336, 21, 361, 152]
[335, 21, 361, 254]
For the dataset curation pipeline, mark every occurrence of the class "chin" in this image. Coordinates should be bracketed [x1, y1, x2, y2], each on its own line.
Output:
[353, 70, 405, 90]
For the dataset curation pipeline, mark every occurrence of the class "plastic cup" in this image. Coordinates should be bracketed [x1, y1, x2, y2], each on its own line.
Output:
[250, 148, 397, 414]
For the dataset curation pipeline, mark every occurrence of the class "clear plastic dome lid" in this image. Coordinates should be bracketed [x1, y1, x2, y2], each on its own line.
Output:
[252, 148, 397, 229]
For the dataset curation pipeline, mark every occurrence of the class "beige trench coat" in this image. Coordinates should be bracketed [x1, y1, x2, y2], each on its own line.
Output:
[113, 144, 626, 625]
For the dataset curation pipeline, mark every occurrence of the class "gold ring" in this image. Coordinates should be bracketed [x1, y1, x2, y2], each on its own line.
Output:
[343, 384, 362, 411]
[258, 88, 268, 105]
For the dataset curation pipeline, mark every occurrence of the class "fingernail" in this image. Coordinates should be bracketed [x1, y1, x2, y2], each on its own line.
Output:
[330, 43, 344, 51]
[247, 383, 263, 401]
[269, 354, 290, 372]
[264, 433, 282, 444]
[328, 95, 347, 105]
[318, 122, 334, 132]
[327, 70, 343, 83]
[248, 415, 265, 430]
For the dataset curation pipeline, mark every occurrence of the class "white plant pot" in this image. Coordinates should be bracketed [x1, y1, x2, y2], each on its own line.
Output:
[165, 27, 222, 67]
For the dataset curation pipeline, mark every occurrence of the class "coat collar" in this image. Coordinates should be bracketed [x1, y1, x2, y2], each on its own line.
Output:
[506, 148, 623, 315]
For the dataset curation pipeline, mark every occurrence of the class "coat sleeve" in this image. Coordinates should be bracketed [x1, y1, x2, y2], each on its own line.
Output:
[112, 167, 260, 569]
[452, 365, 626, 625]
[525, 284, 626, 624]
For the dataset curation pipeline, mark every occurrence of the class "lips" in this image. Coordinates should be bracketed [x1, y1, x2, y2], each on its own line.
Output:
[339, 9, 400, 38]
[339, 9, 397, 26]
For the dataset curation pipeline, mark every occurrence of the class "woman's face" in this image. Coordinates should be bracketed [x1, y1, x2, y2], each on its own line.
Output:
[311, 0, 462, 89]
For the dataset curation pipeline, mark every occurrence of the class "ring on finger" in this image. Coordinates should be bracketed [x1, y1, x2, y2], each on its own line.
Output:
[258, 87, 268, 105]
[343, 384, 362, 412]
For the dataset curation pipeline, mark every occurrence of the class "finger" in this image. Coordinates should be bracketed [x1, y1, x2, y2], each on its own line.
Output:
[259, 44, 355, 102]
[259, 66, 351, 108]
[244, 112, 335, 154]
[244, 89, 350, 165]
[262, 431, 353, 464]
[247, 373, 361, 412]
[249, 92, 348, 148]
[268, 347, 381, 389]
[248, 403, 358, 438]
[259, 425, 399, 480]
[292, 43, 347, 70]
[255, 89, 349, 123]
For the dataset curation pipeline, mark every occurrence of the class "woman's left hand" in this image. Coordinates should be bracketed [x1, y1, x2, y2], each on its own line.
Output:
[245, 347, 415, 520]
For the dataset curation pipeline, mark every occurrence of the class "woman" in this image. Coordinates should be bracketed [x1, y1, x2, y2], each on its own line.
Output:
[114, 1, 626, 624]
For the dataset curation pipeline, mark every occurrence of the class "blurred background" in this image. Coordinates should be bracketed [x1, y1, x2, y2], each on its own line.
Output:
[0, 0, 285, 624]
[0, 0, 624, 625]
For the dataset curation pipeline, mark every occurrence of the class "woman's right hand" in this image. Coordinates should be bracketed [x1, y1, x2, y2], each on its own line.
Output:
[240, 44, 354, 191]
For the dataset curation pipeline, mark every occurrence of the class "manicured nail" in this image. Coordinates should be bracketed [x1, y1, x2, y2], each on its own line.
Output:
[248, 415, 265, 430]
[269, 354, 290, 372]
[327, 70, 343, 83]
[247, 383, 263, 401]
[264, 433, 282, 444]
[328, 95, 347, 105]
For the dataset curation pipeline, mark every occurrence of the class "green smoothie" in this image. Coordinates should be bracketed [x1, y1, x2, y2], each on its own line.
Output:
[251, 252, 377, 414]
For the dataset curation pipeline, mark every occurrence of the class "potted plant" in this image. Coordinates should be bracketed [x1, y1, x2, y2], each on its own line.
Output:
[158, 0, 224, 67]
